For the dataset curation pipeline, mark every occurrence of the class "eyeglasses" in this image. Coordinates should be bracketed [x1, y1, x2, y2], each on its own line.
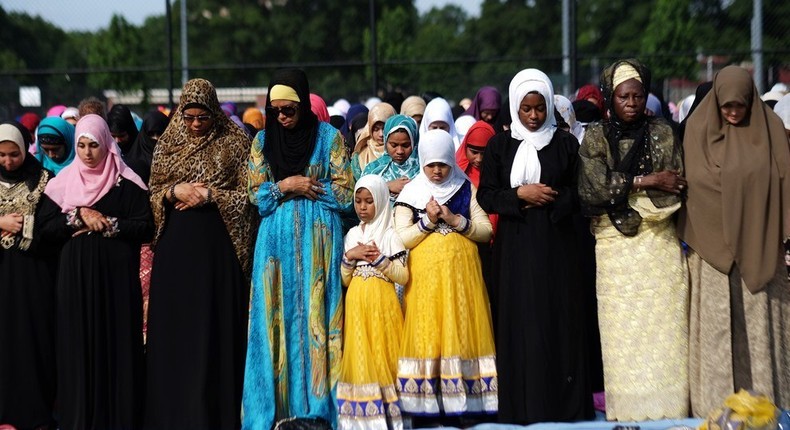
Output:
[182, 114, 213, 123]
[266, 105, 298, 118]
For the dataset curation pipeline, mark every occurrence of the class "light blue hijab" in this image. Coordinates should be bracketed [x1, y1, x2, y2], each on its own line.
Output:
[362, 114, 420, 181]
[36, 116, 75, 175]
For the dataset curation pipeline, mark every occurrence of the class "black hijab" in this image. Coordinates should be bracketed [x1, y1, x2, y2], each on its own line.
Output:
[107, 104, 139, 155]
[263, 68, 319, 182]
[0, 121, 44, 189]
[126, 110, 169, 183]
[678, 81, 713, 141]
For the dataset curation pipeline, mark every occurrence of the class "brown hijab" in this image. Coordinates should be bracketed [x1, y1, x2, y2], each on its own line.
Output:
[149, 78, 254, 276]
[678, 65, 790, 293]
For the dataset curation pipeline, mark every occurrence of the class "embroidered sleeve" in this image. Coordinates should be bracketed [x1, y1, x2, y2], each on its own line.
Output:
[394, 205, 430, 249]
[453, 215, 470, 233]
[66, 208, 84, 229]
[22, 214, 35, 240]
[102, 216, 120, 238]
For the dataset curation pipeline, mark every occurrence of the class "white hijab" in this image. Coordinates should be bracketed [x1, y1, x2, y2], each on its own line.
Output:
[508, 68, 557, 187]
[774, 93, 790, 130]
[419, 98, 460, 150]
[554, 94, 583, 142]
[345, 174, 405, 258]
[396, 129, 469, 208]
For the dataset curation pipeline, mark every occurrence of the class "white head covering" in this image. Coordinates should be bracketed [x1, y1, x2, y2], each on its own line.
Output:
[774, 93, 790, 130]
[454, 114, 476, 141]
[61, 107, 80, 122]
[419, 98, 460, 150]
[333, 98, 350, 118]
[677, 94, 696, 123]
[762, 90, 785, 103]
[508, 68, 557, 187]
[554, 94, 583, 142]
[771, 83, 788, 94]
[345, 174, 405, 258]
[365, 97, 382, 110]
[0, 123, 25, 155]
[396, 129, 469, 208]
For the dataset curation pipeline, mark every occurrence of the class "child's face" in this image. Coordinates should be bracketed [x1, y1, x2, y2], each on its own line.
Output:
[354, 188, 376, 223]
[423, 162, 451, 184]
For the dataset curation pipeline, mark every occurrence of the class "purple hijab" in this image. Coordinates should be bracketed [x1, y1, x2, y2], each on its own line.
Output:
[464, 86, 502, 121]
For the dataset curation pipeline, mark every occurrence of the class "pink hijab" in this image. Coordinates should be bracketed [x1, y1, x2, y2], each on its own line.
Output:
[44, 114, 147, 212]
[310, 93, 330, 122]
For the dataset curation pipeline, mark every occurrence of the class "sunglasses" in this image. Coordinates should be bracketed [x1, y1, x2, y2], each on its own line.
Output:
[182, 114, 213, 123]
[266, 105, 298, 118]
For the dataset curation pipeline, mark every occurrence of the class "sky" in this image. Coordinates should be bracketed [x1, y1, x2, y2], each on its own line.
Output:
[2, 0, 482, 32]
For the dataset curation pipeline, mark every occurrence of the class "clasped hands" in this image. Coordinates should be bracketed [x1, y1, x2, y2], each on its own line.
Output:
[345, 241, 381, 263]
[516, 183, 558, 209]
[73, 207, 110, 237]
[425, 196, 462, 227]
[279, 175, 325, 201]
[0, 213, 23, 238]
[172, 182, 211, 210]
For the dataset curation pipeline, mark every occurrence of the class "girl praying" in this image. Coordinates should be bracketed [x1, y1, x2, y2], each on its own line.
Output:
[337, 174, 408, 430]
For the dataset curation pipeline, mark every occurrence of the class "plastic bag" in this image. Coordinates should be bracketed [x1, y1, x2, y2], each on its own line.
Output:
[698, 389, 779, 430]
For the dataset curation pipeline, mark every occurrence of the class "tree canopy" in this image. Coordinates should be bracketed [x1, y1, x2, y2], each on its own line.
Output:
[1, 0, 787, 111]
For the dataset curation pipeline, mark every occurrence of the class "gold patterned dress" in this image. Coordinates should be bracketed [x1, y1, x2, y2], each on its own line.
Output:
[579, 119, 689, 421]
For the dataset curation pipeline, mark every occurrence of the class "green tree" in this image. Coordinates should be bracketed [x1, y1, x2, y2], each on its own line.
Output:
[87, 15, 145, 91]
[641, 0, 698, 80]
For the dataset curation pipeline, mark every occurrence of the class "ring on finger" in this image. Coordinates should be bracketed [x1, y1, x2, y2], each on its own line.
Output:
[311, 185, 320, 191]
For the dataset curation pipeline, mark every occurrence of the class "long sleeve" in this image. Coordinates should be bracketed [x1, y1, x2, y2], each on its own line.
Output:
[379, 256, 408, 286]
[340, 254, 355, 287]
[460, 186, 493, 243]
[314, 132, 354, 213]
[112, 181, 155, 242]
[577, 123, 633, 214]
[477, 135, 524, 217]
[394, 205, 429, 249]
[247, 132, 281, 218]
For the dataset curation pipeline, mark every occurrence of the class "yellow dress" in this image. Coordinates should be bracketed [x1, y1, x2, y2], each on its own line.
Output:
[337, 259, 407, 430]
[393, 185, 497, 416]
[593, 192, 689, 420]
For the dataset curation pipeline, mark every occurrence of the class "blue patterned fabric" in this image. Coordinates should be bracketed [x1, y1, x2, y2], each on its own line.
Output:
[243, 122, 354, 430]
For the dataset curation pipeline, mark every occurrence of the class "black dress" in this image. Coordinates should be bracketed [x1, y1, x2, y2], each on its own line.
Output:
[477, 129, 594, 424]
[144, 203, 249, 430]
[0, 172, 60, 430]
[44, 178, 153, 430]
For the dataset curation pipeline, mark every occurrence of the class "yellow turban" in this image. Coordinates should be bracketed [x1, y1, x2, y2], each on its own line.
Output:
[269, 84, 300, 103]
[612, 64, 642, 88]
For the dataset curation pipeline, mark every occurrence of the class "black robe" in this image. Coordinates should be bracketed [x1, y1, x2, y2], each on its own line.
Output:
[0, 173, 60, 430]
[144, 203, 249, 430]
[477, 129, 594, 424]
[42, 178, 153, 430]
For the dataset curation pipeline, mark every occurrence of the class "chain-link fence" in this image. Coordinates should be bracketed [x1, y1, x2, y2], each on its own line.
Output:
[1, 0, 788, 120]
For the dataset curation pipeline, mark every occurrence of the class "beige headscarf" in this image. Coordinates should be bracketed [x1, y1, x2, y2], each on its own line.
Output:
[678, 65, 790, 293]
[353, 102, 396, 172]
[149, 78, 254, 276]
[400, 95, 426, 119]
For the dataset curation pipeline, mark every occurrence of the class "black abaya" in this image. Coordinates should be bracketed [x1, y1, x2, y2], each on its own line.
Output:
[144, 204, 249, 430]
[0, 194, 60, 430]
[44, 178, 153, 430]
[477, 129, 594, 424]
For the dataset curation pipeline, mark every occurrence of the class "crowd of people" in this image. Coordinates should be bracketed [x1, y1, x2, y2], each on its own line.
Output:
[1, 60, 790, 430]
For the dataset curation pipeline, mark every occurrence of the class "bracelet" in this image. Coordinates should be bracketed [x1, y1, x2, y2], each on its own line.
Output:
[169, 183, 177, 201]
[205, 187, 213, 204]
[634, 175, 643, 192]
[271, 181, 285, 200]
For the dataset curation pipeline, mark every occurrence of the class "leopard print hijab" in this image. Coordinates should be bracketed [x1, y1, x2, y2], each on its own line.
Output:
[149, 78, 254, 276]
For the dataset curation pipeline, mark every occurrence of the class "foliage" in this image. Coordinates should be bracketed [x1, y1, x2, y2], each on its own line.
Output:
[1, 0, 788, 112]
